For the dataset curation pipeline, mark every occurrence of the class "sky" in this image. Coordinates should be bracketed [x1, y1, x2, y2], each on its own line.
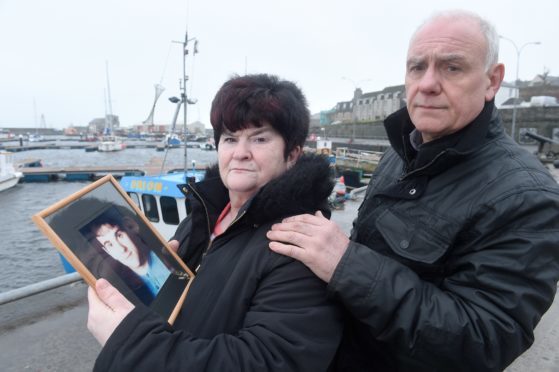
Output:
[1, 0, 558, 130]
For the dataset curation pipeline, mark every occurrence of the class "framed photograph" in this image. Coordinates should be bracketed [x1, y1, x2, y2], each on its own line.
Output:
[32, 174, 194, 324]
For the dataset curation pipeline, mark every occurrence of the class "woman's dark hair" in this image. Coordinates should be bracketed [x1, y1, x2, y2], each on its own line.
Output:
[81, 207, 149, 267]
[210, 74, 310, 158]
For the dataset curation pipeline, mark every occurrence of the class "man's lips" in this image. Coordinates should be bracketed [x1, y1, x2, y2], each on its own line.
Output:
[414, 104, 446, 109]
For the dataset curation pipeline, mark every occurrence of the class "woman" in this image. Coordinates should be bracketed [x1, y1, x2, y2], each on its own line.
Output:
[88, 74, 342, 371]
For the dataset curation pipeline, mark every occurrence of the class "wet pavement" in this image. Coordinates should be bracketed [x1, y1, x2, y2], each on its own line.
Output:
[0, 197, 557, 371]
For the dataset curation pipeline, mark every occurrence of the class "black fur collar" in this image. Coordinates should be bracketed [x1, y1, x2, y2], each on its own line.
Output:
[202, 153, 334, 223]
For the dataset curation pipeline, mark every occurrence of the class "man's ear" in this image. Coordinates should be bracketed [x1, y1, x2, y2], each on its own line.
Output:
[122, 216, 140, 234]
[485, 63, 505, 101]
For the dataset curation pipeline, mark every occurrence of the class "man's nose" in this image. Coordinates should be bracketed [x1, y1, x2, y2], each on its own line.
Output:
[417, 65, 441, 94]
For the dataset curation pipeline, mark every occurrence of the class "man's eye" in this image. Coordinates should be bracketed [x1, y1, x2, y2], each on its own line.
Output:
[408, 64, 424, 72]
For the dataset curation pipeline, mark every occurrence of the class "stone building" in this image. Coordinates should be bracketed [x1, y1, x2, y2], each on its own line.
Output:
[353, 85, 406, 121]
[330, 85, 406, 125]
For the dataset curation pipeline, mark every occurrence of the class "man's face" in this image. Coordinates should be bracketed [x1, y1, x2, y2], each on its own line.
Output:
[405, 17, 501, 142]
[95, 223, 141, 270]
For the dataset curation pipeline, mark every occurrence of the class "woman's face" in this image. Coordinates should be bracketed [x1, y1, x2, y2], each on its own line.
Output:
[218, 122, 300, 202]
[95, 223, 142, 270]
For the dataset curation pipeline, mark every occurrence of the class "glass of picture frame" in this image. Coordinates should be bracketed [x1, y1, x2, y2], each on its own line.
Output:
[32, 174, 194, 324]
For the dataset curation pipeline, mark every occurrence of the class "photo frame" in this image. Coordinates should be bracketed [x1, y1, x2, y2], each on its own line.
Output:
[32, 174, 194, 324]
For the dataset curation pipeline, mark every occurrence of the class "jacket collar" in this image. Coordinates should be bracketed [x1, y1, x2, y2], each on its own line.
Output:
[181, 153, 334, 228]
[384, 100, 501, 176]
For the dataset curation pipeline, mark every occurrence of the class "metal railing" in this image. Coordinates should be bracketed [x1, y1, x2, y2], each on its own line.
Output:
[0, 272, 82, 306]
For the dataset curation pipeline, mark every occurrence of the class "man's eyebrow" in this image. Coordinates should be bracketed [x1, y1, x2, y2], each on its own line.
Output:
[438, 53, 467, 63]
[406, 56, 425, 66]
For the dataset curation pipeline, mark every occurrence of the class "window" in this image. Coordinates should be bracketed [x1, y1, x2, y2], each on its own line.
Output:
[142, 194, 159, 222]
[127, 192, 141, 210]
[160, 196, 180, 225]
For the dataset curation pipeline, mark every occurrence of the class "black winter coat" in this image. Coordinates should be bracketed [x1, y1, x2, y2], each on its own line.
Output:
[94, 154, 343, 372]
[331, 102, 559, 372]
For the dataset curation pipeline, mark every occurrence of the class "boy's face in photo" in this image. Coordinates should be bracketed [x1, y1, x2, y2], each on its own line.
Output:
[95, 223, 142, 270]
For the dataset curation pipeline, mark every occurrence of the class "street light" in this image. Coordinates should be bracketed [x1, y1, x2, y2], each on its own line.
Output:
[499, 35, 541, 142]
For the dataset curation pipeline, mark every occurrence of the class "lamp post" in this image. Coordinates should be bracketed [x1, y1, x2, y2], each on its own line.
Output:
[499, 36, 540, 142]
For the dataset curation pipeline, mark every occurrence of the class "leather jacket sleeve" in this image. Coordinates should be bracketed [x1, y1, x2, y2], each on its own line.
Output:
[328, 186, 559, 371]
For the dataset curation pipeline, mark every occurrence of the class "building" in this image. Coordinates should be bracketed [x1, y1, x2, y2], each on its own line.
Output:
[495, 82, 518, 108]
[88, 115, 120, 134]
[187, 121, 206, 135]
[330, 85, 406, 124]
[353, 85, 406, 122]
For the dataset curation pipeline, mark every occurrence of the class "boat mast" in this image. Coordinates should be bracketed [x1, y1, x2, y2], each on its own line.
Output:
[105, 61, 114, 134]
[174, 30, 198, 178]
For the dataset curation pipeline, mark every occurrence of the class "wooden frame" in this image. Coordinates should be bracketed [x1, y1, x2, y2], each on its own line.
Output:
[32, 174, 194, 324]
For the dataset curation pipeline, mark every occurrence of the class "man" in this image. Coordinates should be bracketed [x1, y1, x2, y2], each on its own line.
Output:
[267, 10, 559, 371]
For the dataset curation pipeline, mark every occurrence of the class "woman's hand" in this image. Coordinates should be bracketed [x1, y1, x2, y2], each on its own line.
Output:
[87, 278, 135, 346]
[168, 239, 180, 253]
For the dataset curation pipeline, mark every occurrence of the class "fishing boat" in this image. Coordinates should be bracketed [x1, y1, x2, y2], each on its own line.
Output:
[0, 152, 23, 192]
[119, 30, 204, 240]
[120, 170, 205, 239]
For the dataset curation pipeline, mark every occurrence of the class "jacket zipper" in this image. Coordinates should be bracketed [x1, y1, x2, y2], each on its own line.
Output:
[187, 185, 248, 272]
[398, 150, 449, 181]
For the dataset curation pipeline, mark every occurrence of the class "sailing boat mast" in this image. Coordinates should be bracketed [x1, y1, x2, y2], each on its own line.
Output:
[105, 61, 114, 134]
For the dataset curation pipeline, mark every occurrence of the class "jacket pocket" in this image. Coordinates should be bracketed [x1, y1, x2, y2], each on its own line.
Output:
[375, 209, 450, 264]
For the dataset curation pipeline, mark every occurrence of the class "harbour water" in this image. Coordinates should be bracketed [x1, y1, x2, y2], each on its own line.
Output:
[0, 146, 217, 292]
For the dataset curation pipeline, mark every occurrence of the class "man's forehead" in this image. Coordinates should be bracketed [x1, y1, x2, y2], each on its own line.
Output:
[406, 51, 469, 65]
[409, 17, 485, 54]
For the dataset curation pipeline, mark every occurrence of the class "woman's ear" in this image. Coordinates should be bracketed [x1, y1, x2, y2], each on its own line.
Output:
[287, 146, 302, 169]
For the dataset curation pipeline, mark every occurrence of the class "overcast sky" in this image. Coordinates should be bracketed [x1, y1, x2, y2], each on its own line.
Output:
[1, 0, 557, 129]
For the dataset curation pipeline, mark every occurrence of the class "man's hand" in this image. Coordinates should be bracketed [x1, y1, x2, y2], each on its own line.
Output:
[267, 211, 350, 283]
[87, 278, 135, 346]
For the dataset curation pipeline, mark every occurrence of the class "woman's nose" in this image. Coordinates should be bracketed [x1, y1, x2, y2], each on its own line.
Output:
[232, 139, 251, 159]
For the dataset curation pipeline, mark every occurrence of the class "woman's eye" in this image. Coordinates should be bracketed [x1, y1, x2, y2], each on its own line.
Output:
[222, 137, 236, 143]
[253, 137, 268, 143]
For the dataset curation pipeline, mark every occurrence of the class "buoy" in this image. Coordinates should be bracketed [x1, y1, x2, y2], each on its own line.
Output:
[334, 176, 346, 196]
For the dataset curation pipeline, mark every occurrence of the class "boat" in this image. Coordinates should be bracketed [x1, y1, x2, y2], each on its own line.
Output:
[120, 170, 206, 240]
[0, 152, 23, 192]
[98, 135, 126, 152]
[98, 61, 125, 152]
[118, 29, 204, 240]
[28, 133, 44, 142]
[0, 129, 14, 141]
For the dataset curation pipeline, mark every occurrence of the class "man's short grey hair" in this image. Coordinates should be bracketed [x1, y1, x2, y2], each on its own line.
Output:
[410, 10, 499, 71]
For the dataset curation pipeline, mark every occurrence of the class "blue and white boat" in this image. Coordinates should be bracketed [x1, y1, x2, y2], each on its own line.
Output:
[120, 170, 205, 240]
